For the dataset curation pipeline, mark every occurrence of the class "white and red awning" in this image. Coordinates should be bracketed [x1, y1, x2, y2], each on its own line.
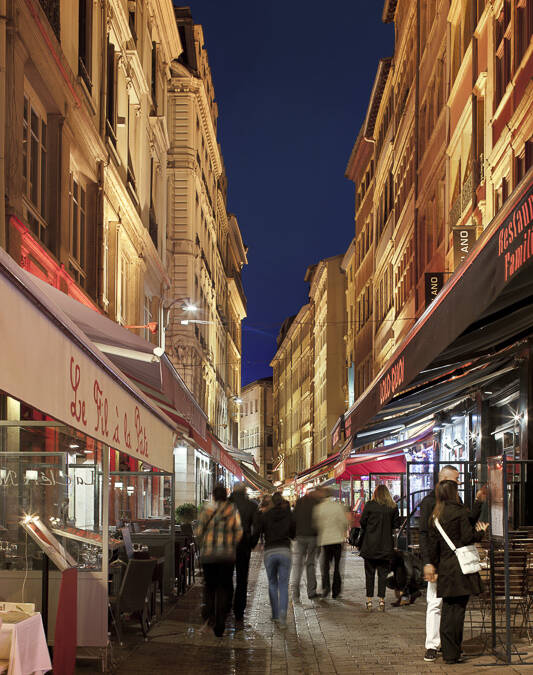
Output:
[0, 248, 175, 471]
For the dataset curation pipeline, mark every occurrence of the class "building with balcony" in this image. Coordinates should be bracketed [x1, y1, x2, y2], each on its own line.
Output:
[166, 7, 247, 449]
[240, 377, 274, 478]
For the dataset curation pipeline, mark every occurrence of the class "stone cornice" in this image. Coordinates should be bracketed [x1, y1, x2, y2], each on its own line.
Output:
[169, 75, 223, 178]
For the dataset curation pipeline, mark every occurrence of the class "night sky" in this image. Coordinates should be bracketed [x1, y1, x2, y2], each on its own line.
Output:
[178, 1, 394, 385]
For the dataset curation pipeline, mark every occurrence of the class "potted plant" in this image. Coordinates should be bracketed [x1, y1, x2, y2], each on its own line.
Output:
[175, 502, 197, 525]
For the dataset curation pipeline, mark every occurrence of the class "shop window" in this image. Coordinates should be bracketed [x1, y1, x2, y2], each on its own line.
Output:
[78, 0, 93, 91]
[68, 173, 87, 287]
[22, 90, 47, 246]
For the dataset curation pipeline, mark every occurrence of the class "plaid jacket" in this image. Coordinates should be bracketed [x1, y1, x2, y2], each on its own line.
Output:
[196, 500, 242, 563]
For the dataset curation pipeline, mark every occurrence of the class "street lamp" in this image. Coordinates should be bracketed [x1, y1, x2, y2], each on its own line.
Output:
[158, 297, 198, 352]
[164, 298, 197, 328]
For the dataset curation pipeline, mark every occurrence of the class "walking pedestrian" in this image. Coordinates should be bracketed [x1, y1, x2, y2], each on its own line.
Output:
[229, 482, 259, 625]
[428, 480, 488, 664]
[419, 465, 486, 662]
[255, 491, 295, 626]
[313, 487, 349, 598]
[292, 488, 321, 600]
[196, 484, 242, 637]
[358, 484, 401, 611]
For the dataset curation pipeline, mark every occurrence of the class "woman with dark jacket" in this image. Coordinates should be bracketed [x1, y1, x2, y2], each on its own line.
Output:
[359, 484, 401, 611]
[254, 492, 295, 626]
[428, 480, 488, 664]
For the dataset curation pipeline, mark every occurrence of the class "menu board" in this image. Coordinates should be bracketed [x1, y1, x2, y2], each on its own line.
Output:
[21, 517, 77, 570]
[487, 456, 504, 539]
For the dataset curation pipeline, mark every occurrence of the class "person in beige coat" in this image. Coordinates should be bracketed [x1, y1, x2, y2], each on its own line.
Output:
[313, 488, 349, 598]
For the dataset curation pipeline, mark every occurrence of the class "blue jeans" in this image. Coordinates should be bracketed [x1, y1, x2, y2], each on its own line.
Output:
[264, 549, 291, 620]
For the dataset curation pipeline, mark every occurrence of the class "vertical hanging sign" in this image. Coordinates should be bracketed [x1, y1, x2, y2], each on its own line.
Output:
[424, 272, 444, 308]
[453, 227, 477, 269]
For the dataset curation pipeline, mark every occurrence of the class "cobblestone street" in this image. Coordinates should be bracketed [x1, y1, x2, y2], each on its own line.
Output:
[78, 550, 533, 674]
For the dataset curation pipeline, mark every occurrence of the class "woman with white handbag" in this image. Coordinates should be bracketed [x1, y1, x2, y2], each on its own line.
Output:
[428, 480, 489, 664]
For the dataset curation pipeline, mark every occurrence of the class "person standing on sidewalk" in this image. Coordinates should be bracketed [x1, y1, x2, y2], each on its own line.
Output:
[255, 491, 295, 626]
[419, 465, 486, 663]
[428, 480, 488, 664]
[229, 482, 259, 625]
[358, 484, 401, 611]
[292, 488, 321, 600]
[196, 484, 242, 637]
[313, 487, 349, 598]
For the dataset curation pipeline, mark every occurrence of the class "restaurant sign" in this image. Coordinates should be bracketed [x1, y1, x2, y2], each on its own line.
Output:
[453, 227, 477, 269]
[0, 254, 174, 472]
[424, 272, 444, 308]
[497, 187, 533, 281]
[379, 356, 405, 407]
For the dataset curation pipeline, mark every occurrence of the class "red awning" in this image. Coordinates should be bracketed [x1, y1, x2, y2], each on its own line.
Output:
[335, 450, 406, 481]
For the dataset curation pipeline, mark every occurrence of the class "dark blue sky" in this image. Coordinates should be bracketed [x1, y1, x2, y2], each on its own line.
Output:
[180, 1, 394, 385]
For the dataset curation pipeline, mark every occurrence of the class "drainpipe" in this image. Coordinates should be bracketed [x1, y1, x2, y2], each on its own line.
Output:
[471, 0, 478, 214]
[0, 0, 7, 249]
[414, 0, 421, 315]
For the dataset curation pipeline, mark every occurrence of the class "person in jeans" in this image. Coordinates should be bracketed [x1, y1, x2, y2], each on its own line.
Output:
[419, 465, 485, 662]
[428, 480, 488, 664]
[229, 482, 259, 624]
[255, 491, 295, 626]
[358, 484, 401, 611]
[313, 487, 348, 598]
[292, 488, 321, 600]
[196, 484, 242, 637]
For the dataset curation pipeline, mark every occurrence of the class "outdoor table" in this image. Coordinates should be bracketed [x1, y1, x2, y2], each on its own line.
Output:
[0, 612, 51, 675]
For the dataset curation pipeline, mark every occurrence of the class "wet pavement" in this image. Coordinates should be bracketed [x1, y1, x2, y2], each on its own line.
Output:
[77, 548, 533, 673]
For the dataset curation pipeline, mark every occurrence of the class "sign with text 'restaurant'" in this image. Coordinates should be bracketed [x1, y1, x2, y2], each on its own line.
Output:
[424, 272, 444, 308]
[497, 187, 533, 281]
[0, 259, 174, 472]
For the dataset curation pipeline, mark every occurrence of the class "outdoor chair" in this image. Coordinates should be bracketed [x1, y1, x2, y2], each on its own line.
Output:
[468, 549, 530, 649]
[109, 558, 157, 645]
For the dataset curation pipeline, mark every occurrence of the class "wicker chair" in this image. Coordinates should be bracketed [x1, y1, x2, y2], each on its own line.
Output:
[109, 558, 157, 644]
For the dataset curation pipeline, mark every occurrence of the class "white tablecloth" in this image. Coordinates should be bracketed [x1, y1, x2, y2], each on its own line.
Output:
[0, 613, 51, 675]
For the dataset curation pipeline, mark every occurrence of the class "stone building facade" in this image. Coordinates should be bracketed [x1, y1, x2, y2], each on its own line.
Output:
[271, 255, 346, 482]
[166, 8, 247, 450]
[1, 0, 180, 341]
[240, 377, 274, 478]
[343, 0, 532, 423]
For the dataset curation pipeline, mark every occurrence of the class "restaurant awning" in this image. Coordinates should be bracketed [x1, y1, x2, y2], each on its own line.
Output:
[240, 462, 275, 493]
[342, 168, 533, 440]
[0, 248, 175, 472]
[335, 449, 406, 481]
[27, 274, 208, 441]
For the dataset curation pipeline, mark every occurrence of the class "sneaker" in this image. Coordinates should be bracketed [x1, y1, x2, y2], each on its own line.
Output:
[424, 649, 438, 662]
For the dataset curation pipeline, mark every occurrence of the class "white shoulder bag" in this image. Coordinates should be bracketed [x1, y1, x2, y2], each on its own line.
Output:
[434, 518, 482, 575]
